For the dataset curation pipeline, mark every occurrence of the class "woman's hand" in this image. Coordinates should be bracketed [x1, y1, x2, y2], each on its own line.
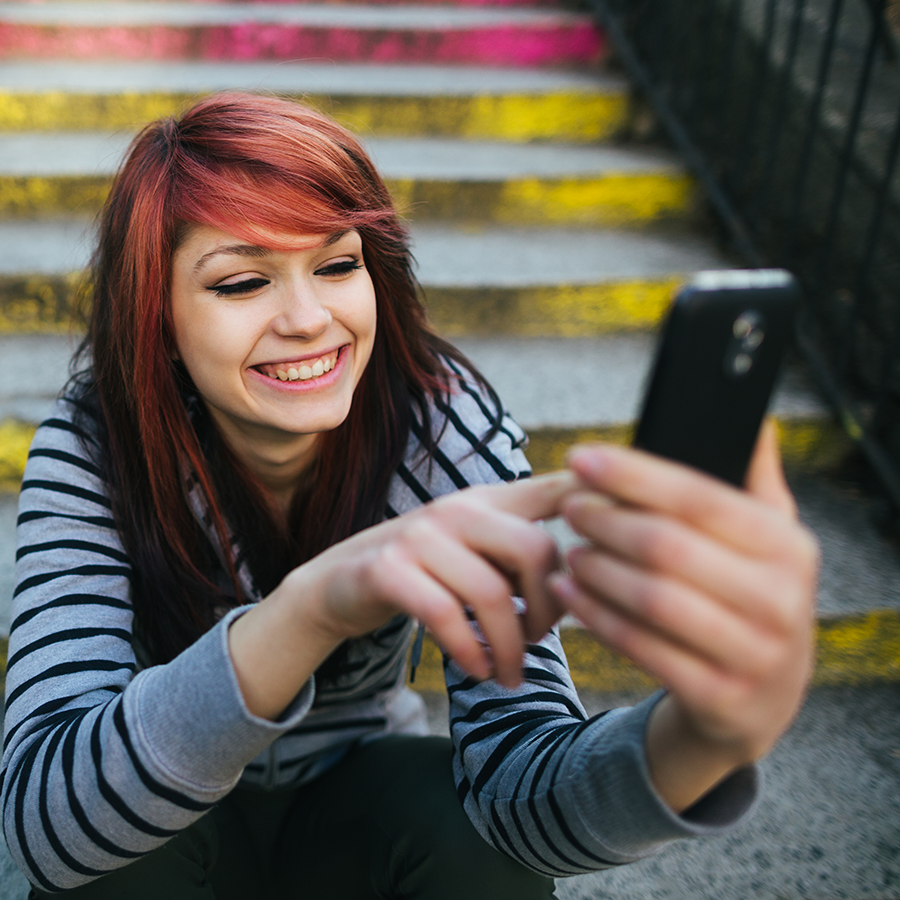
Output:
[548, 420, 820, 812]
[229, 470, 576, 720]
[301, 470, 576, 683]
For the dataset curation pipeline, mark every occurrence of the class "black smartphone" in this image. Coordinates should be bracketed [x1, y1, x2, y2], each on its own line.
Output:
[633, 269, 800, 487]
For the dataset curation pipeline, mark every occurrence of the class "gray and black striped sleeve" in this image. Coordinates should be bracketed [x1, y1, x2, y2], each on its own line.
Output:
[396, 375, 760, 878]
[446, 640, 758, 878]
[1, 402, 315, 892]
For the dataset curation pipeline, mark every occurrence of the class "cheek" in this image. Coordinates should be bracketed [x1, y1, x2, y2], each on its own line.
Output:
[172, 306, 250, 385]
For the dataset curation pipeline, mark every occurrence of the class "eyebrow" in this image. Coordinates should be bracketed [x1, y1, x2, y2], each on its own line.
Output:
[193, 243, 268, 274]
[192, 230, 351, 274]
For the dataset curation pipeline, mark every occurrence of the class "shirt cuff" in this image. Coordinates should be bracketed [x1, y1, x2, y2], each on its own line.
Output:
[557, 691, 760, 863]
[125, 606, 316, 797]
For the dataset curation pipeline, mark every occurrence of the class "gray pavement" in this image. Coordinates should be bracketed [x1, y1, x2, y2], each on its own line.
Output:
[791, 473, 900, 617]
[0, 60, 619, 95]
[0, 333, 80, 424]
[0, 219, 94, 275]
[456, 334, 828, 429]
[0, 132, 685, 179]
[0, 492, 13, 637]
[410, 226, 732, 287]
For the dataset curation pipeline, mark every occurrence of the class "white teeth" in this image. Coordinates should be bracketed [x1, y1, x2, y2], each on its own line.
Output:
[265, 352, 338, 382]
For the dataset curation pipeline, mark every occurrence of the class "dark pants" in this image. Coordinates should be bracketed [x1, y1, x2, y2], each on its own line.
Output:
[30, 735, 557, 899]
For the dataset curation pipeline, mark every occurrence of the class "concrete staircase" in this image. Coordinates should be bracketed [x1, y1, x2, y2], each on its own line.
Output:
[1, 1, 899, 897]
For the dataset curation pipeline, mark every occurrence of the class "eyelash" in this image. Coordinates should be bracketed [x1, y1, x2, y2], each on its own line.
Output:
[208, 260, 362, 297]
[210, 277, 269, 297]
[315, 260, 363, 277]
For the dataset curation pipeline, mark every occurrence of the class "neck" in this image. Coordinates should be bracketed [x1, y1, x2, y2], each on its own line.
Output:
[207, 412, 320, 517]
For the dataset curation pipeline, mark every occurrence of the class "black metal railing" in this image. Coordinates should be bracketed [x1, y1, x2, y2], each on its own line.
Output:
[589, 0, 900, 529]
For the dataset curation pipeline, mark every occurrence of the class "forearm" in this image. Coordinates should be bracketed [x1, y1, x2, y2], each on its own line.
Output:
[448, 624, 760, 878]
[227, 565, 345, 721]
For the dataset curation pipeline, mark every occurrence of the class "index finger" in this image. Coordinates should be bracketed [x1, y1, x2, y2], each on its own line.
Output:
[475, 470, 580, 522]
[565, 441, 799, 560]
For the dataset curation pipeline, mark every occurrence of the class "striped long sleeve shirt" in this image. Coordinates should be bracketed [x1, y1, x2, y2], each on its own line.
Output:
[2, 373, 758, 892]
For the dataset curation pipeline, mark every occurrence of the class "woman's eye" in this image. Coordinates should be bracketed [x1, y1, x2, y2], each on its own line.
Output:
[315, 259, 363, 277]
[209, 277, 270, 297]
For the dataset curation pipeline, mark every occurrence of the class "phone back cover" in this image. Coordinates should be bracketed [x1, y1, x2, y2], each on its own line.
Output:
[634, 285, 797, 486]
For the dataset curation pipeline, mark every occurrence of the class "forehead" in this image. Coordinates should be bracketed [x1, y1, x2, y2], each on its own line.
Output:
[174, 224, 350, 272]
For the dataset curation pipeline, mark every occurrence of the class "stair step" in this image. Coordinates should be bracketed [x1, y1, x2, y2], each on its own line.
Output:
[0, 331, 846, 492]
[0, 133, 695, 223]
[417, 226, 731, 335]
[0, 2, 604, 65]
[456, 334, 845, 473]
[0, 221, 732, 334]
[0, 61, 628, 139]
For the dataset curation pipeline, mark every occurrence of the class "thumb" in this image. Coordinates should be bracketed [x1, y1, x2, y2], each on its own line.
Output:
[745, 418, 798, 518]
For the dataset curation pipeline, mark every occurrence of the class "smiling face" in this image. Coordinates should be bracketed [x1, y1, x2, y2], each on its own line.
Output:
[169, 224, 377, 484]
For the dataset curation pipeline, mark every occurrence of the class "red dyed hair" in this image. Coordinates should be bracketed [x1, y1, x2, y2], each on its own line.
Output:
[83, 92, 480, 663]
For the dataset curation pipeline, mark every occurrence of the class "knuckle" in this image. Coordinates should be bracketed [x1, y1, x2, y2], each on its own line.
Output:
[440, 490, 482, 519]
[744, 634, 786, 680]
[609, 617, 642, 660]
[673, 485, 722, 526]
[427, 599, 461, 631]
[631, 576, 673, 621]
[401, 516, 439, 547]
[637, 524, 689, 574]
[519, 528, 558, 568]
[756, 573, 798, 633]
[366, 547, 406, 593]
[757, 575, 811, 639]
[478, 575, 515, 611]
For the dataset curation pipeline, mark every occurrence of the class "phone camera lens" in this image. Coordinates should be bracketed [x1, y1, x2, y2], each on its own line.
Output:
[733, 311, 765, 350]
[731, 352, 754, 376]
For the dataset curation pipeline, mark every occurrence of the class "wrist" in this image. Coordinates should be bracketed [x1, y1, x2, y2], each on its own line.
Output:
[645, 695, 754, 814]
[227, 566, 344, 721]
[278, 557, 356, 647]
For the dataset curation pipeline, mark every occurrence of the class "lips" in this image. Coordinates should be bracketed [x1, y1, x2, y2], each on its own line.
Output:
[254, 348, 341, 383]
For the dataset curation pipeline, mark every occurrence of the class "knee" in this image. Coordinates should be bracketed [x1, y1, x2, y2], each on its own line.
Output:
[368, 737, 555, 898]
[28, 814, 219, 899]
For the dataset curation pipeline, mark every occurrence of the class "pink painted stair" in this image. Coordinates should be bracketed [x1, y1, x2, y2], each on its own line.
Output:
[0, 2, 605, 65]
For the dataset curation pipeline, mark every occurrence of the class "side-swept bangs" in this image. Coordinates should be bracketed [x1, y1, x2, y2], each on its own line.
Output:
[166, 92, 397, 250]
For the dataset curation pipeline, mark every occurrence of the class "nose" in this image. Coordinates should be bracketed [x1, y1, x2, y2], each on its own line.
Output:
[273, 281, 332, 339]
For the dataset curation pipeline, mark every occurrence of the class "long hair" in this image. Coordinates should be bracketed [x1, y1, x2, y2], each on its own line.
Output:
[78, 92, 498, 665]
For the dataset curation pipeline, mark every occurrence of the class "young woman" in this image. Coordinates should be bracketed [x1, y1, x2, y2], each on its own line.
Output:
[1, 93, 818, 899]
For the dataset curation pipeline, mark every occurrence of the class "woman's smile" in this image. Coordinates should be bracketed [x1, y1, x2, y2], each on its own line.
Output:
[169, 225, 377, 476]
[251, 345, 344, 385]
